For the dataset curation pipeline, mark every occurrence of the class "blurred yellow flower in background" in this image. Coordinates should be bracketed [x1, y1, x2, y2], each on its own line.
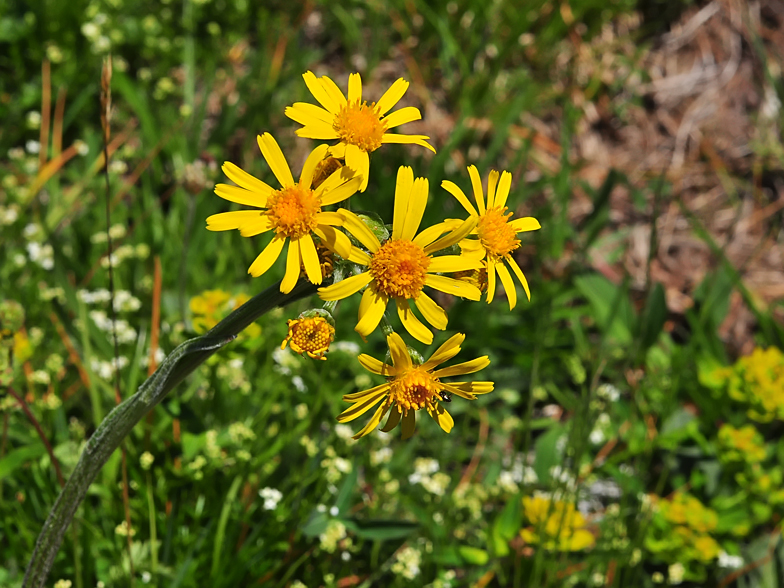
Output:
[520, 495, 595, 551]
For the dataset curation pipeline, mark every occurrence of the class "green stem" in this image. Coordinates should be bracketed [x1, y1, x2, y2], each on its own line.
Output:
[22, 279, 316, 588]
[146, 470, 158, 580]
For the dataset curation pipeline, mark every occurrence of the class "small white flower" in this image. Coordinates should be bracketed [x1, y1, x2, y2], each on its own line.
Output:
[668, 563, 685, 585]
[718, 551, 743, 569]
[292, 375, 306, 392]
[329, 506, 339, 516]
[259, 487, 283, 510]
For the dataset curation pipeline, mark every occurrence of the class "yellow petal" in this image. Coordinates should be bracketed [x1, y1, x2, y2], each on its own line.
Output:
[392, 166, 415, 240]
[487, 170, 500, 209]
[355, 287, 388, 337]
[422, 333, 464, 370]
[280, 238, 301, 294]
[467, 165, 486, 214]
[382, 106, 421, 129]
[320, 175, 363, 206]
[319, 74, 348, 110]
[337, 388, 389, 423]
[510, 217, 542, 233]
[295, 123, 340, 140]
[424, 274, 481, 300]
[347, 72, 362, 103]
[376, 78, 409, 116]
[313, 224, 352, 259]
[400, 177, 429, 241]
[400, 409, 416, 440]
[347, 246, 372, 265]
[441, 180, 477, 217]
[507, 257, 532, 301]
[494, 170, 512, 208]
[486, 259, 497, 303]
[496, 261, 517, 310]
[352, 402, 390, 439]
[318, 271, 372, 301]
[206, 210, 264, 232]
[424, 217, 477, 255]
[380, 406, 402, 432]
[302, 71, 340, 114]
[339, 209, 381, 253]
[357, 354, 393, 376]
[343, 382, 390, 402]
[239, 215, 274, 237]
[257, 133, 294, 188]
[300, 144, 330, 189]
[412, 219, 463, 249]
[428, 403, 454, 433]
[344, 144, 370, 192]
[413, 292, 448, 330]
[299, 235, 322, 285]
[214, 183, 267, 208]
[396, 298, 433, 345]
[447, 381, 494, 395]
[248, 236, 285, 278]
[428, 255, 483, 273]
[222, 161, 274, 196]
[381, 133, 436, 153]
[386, 332, 412, 370]
[432, 356, 490, 378]
[285, 102, 334, 125]
[440, 382, 476, 400]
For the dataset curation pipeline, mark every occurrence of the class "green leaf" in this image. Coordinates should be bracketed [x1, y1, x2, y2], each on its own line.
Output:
[343, 519, 418, 541]
[574, 274, 635, 344]
[491, 498, 522, 557]
[638, 282, 667, 352]
[334, 467, 358, 515]
[301, 511, 329, 538]
[458, 546, 489, 565]
[0, 444, 46, 480]
[534, 424, 566, 483]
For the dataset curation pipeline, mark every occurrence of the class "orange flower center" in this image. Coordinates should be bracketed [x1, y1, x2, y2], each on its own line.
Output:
[333, 100, 387, 153]
[266, 185, 321, 239]
[390, 366, 441, 411]
[477, 207, 520, 259]
[369, 239, 431, 299]
[283, 317, 335, 360]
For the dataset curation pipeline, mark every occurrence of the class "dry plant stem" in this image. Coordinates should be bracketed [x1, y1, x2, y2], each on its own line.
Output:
[22, 279, 317, 588]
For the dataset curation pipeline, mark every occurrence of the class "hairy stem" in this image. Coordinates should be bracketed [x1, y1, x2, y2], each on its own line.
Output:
[22, 279, 316, 588]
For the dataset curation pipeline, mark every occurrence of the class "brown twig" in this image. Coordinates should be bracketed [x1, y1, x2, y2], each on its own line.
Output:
[50, 312, 91, 397]
[6, 387, 64, 488]
[718, 526, 781, 587]
[52, 86, 67, 160]
[39, 60, 51, 171]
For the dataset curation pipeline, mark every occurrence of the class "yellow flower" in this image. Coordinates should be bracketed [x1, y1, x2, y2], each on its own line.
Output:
[520, 496, 595, 551]
[718, 424, 766, 463]
[207, 134, 362, 293]
[337, 332, 493, 440]
[319, 166, 482, 344]
[281, 314, 335, 360]
[726, 347, 784, 422]
[189, 290, 261, 338]
[442, 165, 541, 308]
[285, 72, 435, 192]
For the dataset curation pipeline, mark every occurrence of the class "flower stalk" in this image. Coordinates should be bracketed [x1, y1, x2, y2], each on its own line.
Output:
[22, 279, 316, 588]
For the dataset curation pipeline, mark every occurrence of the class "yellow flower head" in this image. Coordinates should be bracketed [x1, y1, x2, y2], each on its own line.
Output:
[285, 72, 435, 192]
[319, 166, 483, 344]
[520, 495, 596, 551]
[660, 492, 718, 534]
[189, 290, 261, 338]
[337, 332, 493, 440]
[442, 165, 541, 309]
[718, 424, 766, 463]
[726, 347, 784, 422]
[281, 312, 335, 360]
[207, 134, 363, 293]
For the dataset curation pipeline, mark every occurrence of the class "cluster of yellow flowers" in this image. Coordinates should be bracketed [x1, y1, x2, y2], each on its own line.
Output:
[717, 424, 766, 463]
[520, 495, 595, 551]
[646, 492, 720, 563]
[207, 71, 540, 439]
[710, 347, 784, 422]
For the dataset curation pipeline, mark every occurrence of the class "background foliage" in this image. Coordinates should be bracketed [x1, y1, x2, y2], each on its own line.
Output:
[2, 0, 784, 587]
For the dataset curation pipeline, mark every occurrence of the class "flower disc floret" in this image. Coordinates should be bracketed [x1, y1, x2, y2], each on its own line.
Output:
[369, 240, 431, 299]
[282, 316, 335, 360]
[266, 185, 321, 238]
[334, 101, 387, 153]
[477, 206, 520, 259]
[390, 367, 440, 411]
